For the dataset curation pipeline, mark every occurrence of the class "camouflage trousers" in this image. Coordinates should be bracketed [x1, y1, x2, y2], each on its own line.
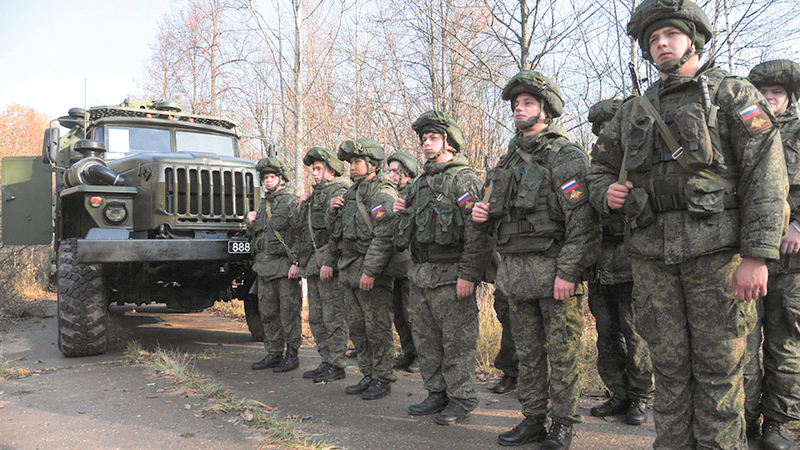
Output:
[743, 272, 800, 424]
[631, 252, 752, 450]
[492, 290, 519, 378]
[343, 282, 398, 384]
[587, 281, 653, 401]
[409, 282, 479, 411]
[509, 295, 584, 424]
[257, 276, 302, 355]
[393, 277, 416, 358]
[307, 275, 349, 370]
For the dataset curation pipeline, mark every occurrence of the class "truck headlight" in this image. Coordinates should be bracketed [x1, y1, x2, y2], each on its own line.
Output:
[103, 202, 128, 225]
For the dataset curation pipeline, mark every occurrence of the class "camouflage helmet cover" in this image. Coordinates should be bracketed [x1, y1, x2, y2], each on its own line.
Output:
[410, 110, 464, 152]
[255, 157, 291, 182]
[749, 59, 800, 104]
[501, 70, 564, 118]
[626, 0, 713, 64]
[303, 146, 345, 176]
[386, 151, 420, 178]
[587, 99, 622, 136]
[337, 138, 385, 168]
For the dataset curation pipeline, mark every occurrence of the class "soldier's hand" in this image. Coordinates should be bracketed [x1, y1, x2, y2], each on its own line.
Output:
[472, 202, 490, 223]
[554, 276, 575, 301]
[320, 265, 334, 281]
[300, 192, 312, 203]
[359, 273, 375, 291]
[732, 257, 768, 302]
[330, 196, 344, 212]
[247, 211, 257, 224]
[456, 278, 475, 299]
[393, 198, 406, 213]
[607, 181, 633, 210]
[288, 264, 301, 279]
[780, 222, 800, 254]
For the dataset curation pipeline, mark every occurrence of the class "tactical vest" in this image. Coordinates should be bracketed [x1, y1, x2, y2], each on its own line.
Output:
[777, 113, 800, 210]
[625, 69, 740, 216]
[337, 174, 393, 256]
[252, 190, 296, 257]
[298, 179, 348, 255]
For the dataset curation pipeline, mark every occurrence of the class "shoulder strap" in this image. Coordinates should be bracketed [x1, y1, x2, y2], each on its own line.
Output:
[355, 185, 374, 234]
[265, 198, 294, 260]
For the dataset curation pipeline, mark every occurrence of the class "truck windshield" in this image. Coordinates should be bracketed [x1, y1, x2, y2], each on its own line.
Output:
[176, 130, 235, 157]
[103, 126, 236, 159]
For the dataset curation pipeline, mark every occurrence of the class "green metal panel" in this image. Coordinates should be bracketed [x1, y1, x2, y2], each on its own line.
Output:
[2, 156, 53, 245]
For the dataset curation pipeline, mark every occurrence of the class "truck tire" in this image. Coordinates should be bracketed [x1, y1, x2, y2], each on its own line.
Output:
[57, 238, 108, 357]
[244, 293, 265, 342]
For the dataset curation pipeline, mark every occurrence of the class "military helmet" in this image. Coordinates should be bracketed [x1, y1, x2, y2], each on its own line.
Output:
[411, 110, 464, 152]
[501, 70, 564, 119]
[749, 60, 800, 104]
[337, 138, 385, 168]
[255, 157, 291, 182]
[587, 99, 622, 137]
[626, 0, 712, 65]
[386, 151, 419, 178]
[303, 146, 344, 176]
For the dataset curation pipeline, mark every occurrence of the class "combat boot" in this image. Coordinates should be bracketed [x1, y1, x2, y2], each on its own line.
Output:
[745, 414, 762, 439]
[590, 396, 628, 417]
[408, 391, 448, 416]
[498, 417, 547, 446]
[393, 353, 415, 370]
[762, 417, 793, 450]
[303, 362, 328, 379]
[251, 353, 282, 370]
[273, 348, 299, 373]
[490, 374, 518, 394]
[406, 357, 420, 373]
[313, 364, 346, 383]
[361, 380, 391, 400]
[625, 398, 648, 425]
[541, 420, 574, 450]
[435, 402, 469, 425]
[345, 376, 373, 395]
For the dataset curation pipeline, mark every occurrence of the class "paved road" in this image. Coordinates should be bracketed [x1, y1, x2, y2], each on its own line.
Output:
[2, 300, 660, 449]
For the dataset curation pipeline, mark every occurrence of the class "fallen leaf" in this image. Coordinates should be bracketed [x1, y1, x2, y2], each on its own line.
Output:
[165, 401, 172, 403]
[268, 390, 274, 394]
[184, 404, 192, 410]
[243, 411, 254, 422]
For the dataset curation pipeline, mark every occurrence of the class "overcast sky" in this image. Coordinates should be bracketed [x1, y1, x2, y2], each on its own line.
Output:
[0, 0, 174, 120]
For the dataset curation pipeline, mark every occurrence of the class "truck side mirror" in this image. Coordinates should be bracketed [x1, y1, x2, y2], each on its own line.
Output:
[42, 127, 60, 164]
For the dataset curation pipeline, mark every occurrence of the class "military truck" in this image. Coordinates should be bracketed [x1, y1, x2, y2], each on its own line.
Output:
[1, 99, 264, 356]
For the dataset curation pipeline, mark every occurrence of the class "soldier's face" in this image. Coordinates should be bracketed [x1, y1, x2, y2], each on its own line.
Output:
[388, 161, 404, 186]
[598, 120, 611, 135]
[648, 27, 693, 68]
[759, 85, 790, 115]
[349, 157, 370, 177]
[263, 173, 282, 190]
[421, 132, 450, 161]
[513, 93, 543, 123]
[311, 161, 329, 184]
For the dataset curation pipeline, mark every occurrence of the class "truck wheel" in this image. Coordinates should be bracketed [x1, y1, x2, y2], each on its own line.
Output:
[57, 238, 108, 357]
[244, 294, 265, 342]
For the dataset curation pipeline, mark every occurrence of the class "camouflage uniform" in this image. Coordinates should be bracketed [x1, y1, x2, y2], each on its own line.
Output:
[325, 151, 399, 385]
[298, 173, 351, 371]
[250, 186, 302, 357]
[391, 174, 417, 364]
[743, 60, 800, 434]
[492, 289, 519, 380]
[396, 153, 488, 411]
[484, 123, 599, 425]
[588, 56, 787, 450]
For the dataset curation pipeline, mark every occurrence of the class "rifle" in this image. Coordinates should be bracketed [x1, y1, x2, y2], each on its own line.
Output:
[629, 62, 642, 97]
[482, 155, 493, 202]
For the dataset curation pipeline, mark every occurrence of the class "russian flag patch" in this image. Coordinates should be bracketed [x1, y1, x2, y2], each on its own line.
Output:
[458, 191, 475, 210]
[371, 204, 386, 220]
[560, 178, 585, 204]
[738, 104, 771, 134]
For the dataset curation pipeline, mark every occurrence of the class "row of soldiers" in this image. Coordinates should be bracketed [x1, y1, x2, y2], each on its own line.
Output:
[244, 0, 800, 448]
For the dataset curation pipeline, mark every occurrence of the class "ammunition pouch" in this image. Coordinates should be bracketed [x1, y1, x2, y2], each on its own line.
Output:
[601, 218, 626, 243]
[622, 187, 655, 230]
[487, 167, 514, 217]
[674, 102, 715, 168]
[625, 115, 656, 173]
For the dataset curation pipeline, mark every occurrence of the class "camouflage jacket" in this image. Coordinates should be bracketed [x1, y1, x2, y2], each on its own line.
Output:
[770, 109, 800, 274]
[296, 176, 350, 276]
[249, 187, 300, 280]
[588, 65, 788, 264]
[324, 172, 399, 284]
[395, 156, 489, 288]
[482, 124, 600, 285]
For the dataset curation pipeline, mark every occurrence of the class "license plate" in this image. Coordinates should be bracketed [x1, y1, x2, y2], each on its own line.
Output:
[228, 241, 250, 254]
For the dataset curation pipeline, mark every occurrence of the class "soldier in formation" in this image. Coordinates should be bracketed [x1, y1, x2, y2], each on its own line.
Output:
[588, 1, 788, 448]
[472, 70, 600, 449]
[586, 99, 654, 426]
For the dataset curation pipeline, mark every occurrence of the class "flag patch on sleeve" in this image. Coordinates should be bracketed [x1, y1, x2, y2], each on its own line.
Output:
[560, 178, 585, 204]
[371, 204, 386, 220]
[738, 104, 772, 134]
[458, 192, 475, 210]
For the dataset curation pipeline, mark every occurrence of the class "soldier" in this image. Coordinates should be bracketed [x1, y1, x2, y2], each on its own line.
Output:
[586, 99, 654, 426]
[743, 59, 800, 450]
[393, 110, 489, 425]
[248, 157, 303, 373]
[588, 1, 788, 448]
[472, 71, 600, 449]
[321, 138, 400, 400]
[488, 289, 519, 394]
[298, 147, 351, 383]
[386, 151, 420, 373]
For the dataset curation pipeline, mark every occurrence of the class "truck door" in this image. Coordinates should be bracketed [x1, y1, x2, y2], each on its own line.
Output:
[2, 156, 53, 245]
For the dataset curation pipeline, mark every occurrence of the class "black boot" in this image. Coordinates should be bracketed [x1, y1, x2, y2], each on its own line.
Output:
[435, 402, 469, 425]
[745, 414, 762, 439]
[625, 398, 648, 425]
[393, 353, 415, 370]
[408, 392, 448, 416]
[361, 380, 391, 400]
[498, 417, 547, 446]
[303, 362, 328, 379]
[762, 418, 793, 450]
[590, 396, 628, 417]
[251, 354, 282, 370]
[541, 420, 574, 450]
[345, 376, 373, 395]
[273, 348, 299, 373]
[313, 364, 346, 383]
[490, 374, 518, 394]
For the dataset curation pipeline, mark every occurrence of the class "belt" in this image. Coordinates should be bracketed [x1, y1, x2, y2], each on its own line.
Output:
[411, 243, 463, 263]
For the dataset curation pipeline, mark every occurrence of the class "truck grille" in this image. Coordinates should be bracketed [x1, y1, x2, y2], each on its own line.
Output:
[164, 166, 256, 223]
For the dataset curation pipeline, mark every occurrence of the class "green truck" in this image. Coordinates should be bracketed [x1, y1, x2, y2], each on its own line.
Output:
[1, 99, 264, 356]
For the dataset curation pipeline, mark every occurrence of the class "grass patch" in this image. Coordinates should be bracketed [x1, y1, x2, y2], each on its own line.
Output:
[125, 341, 333, 449]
